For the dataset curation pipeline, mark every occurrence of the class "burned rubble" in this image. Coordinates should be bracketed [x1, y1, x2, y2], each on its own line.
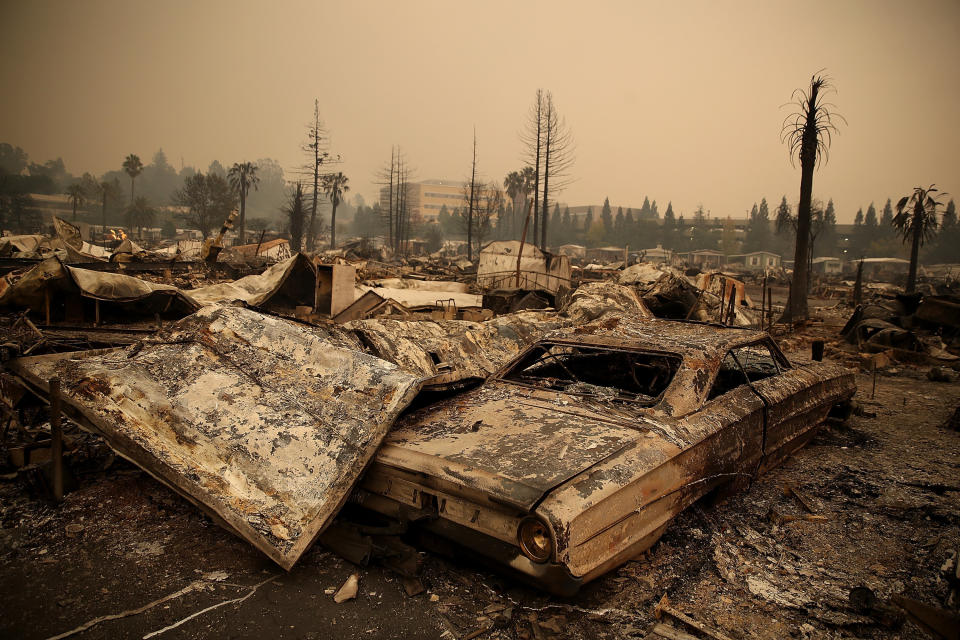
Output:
[0, 238, 958, 640]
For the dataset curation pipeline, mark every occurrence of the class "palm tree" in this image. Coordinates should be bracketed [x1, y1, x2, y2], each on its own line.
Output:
[779, 73, 844, 322]
[322, 172, 349, 249]
[894, 184, 947, 293]
[285, 183, 306, 252]
[503, 167, 536, 238]
[227, 161, 260, 245]
[126, 196, 156, 240]
[122, 154, 144, 203]
[65, 183, 85, 221]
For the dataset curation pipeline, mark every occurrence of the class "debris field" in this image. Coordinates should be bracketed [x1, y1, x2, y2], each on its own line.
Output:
[0, 222, 958, 639]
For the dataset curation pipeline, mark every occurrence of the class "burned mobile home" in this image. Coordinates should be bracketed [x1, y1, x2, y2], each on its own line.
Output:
[0, 249, 858, 598]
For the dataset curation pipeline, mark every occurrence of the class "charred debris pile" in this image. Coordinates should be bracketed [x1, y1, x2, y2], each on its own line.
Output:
[0, 228, 957, 587]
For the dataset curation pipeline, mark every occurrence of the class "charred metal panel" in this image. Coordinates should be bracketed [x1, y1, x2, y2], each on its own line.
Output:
[8, 305, 420, 569]
[559, 282, 654, 323]
[537, 384, 766, 577]
[377, 383, 643, 511]
[348, 311, 570, 384]
[751, 364, 856, 459]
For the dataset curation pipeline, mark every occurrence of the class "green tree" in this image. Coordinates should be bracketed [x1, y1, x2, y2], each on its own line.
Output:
[614, 206, 624, 241]
[780, 73, 843, 321]
[126, 196, 155, 239]
[0, 143, 28, 175]
[745, 201, 773, 252]
[285, 183, 306, 252]
[503, 168, 535, 239]
[662, 202, 676, 249]
[228, 161, 260, 244]
[172, 172, 236, 238]
[932, 200, 958, 263]
[881, 198, 894, 226]
[894, 184, 947, 292]
[639, 197, 652, 220]
[561, 206, 572, 245]
[691, 204, 714, 249]
[95, 179, 123, 243]
[600, 197, 613, 238]
[549, 203, 562, 246]
[207, 160, 227, 179]
[322, 171, 349, 249]
[818, 198, 838, 257]
[122, 154, 144, 203]
[65, 183, 86, 221]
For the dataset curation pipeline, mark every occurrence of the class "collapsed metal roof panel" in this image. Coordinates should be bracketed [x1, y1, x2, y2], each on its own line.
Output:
[8, 305, 420, 569]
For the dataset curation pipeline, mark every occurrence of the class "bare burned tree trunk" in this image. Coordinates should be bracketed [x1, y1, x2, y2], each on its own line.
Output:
[466, 131, 478, 262]
[387, 147, 395, 252]
[540, 99, 553, 251]
[788, 117, 816, 320]
[523, 91, 573, 253]
[906, 198, 924, 293]
[526, 90, 544, 249]
[302, 100, 330, 253]
[781, 74, 842, 323]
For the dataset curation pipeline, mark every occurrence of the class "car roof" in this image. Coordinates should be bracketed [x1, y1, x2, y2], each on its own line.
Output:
[539, 316, 769, 360]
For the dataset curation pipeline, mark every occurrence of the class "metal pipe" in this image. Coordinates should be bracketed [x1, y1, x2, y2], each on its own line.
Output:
[49, 377, 63, 502]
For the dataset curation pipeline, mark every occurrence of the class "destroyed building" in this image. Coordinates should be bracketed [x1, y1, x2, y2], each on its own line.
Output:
[1, 231, 958, 639]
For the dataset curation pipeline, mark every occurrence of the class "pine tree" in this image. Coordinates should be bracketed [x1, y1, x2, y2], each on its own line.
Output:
[614, 206, 625, 240]
[662, 202, 676, 249]
[852, 208, 865, 257]
[582, 207, 594, 245]
[775, 196, 794, 256]
[601, 197, 613, 237]
[819, 199, 838, 257]
[562, 206, 572, 245]
[549, 203, 562, 246]
[932, 199, 958, 263]
[640, 196, 652, 220]
[881, 198, 893, 226]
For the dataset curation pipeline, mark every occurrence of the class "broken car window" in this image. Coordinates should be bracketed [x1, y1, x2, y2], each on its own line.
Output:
[708, 352, 749, 400]
[500, 342, 680, 406]
[732, 343, 781, 382]
[708, 342, 785, 400]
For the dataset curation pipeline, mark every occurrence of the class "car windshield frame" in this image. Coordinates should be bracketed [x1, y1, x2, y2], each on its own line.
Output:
[494, 339, 684, 408]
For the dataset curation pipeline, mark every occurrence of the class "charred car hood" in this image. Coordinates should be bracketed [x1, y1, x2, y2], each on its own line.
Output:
[376, 381, 646, 510]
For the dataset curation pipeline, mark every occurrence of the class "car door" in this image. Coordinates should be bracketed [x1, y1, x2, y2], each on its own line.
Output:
[674, 351, 766, 492]
[730, 340, 828, 473]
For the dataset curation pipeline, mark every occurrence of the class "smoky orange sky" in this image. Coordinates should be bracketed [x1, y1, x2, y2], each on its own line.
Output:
[1, 0, 958, 222]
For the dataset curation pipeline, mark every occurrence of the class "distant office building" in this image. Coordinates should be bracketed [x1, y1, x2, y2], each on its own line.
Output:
[379, 179, 499, 221]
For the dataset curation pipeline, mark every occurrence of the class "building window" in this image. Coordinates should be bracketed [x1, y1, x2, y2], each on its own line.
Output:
[750, 256, 760, 266]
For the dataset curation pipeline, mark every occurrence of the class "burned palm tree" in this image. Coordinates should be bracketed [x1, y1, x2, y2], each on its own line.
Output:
[781, 73, 844, 321]
[894, 184, 946, 293]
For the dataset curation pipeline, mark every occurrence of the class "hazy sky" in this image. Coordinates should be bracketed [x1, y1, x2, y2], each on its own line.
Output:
[2, 0, 958, 222]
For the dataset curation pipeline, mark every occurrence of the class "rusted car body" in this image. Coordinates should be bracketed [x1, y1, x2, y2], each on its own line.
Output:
[355, 317, 856, 595]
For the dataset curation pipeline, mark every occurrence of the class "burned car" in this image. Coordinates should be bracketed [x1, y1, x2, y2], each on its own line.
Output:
[354, 317, 856, 595]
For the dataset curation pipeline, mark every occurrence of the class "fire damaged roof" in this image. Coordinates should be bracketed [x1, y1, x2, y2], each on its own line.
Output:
[543, 315, 768, 359]
[7, 306, 420, 569]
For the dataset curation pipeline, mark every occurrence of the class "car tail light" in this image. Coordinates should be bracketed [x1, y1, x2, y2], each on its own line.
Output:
[517, 517, 553, 563]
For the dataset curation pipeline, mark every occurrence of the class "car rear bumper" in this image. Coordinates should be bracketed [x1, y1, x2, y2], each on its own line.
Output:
[412, 517, 582, 597]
